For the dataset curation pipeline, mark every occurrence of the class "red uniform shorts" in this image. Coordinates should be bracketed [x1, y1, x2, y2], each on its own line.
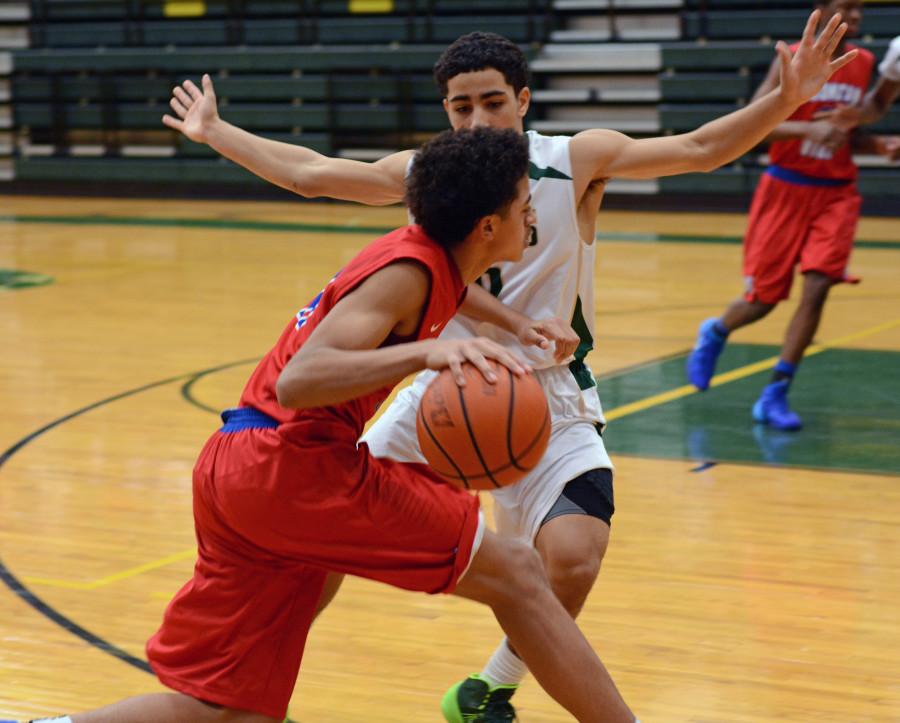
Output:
[146, 418, 481, 719]
[742, 170, 861, 304]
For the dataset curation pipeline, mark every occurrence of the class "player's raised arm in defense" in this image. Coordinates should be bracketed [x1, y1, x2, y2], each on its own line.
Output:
[163, 73, 411, 205]
[569, 10, 857, 187]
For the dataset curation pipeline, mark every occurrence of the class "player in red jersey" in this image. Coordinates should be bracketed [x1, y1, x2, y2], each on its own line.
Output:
[686, 0, 897, 430]
[30, 129, 638, 723]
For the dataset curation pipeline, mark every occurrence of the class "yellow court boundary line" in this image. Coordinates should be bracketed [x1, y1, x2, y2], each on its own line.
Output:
[605, 317, 900, 422]
[23, 548, 195, 591]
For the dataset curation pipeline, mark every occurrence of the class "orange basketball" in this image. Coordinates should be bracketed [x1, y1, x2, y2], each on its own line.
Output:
[416, 360, 550, 490]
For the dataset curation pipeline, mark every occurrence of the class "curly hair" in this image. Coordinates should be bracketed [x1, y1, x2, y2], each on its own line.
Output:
[433, 32, 530, 96]
[406, 127, 529, 248]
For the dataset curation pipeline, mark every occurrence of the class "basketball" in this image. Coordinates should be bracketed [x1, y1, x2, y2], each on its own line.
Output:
[416, 360, 551, 490]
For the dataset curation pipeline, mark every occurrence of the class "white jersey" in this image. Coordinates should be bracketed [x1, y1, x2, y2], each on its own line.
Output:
[879, 36, 900, 82]
[364, 131, 612, 541]
[440, 131, 596, 375]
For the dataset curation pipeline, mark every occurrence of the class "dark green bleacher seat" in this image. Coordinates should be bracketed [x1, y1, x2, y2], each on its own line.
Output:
[15, 100, 448, 131]
[682, 1, 817, 8]
[15, 155, 270, 183]
[660, 73, 753, 102]
[682, 9, 900, 40]
[662, 39, 891, 71]
[13, 74, 440, 103]
[29, 15, 546, 48]
[29, 0, 549, 20]
[13, 45, 468, 73]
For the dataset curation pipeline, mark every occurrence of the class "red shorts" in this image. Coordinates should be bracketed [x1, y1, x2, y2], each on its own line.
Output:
[146, 419, 480, 719]
[743, 172, 861, 304]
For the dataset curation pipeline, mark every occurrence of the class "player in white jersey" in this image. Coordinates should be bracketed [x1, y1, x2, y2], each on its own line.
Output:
[164, 16, 855, 721]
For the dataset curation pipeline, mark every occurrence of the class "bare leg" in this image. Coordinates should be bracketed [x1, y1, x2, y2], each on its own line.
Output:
[503, 514, 609, 663]
[779, 271, 832, 365]
[720, 297, 775, 333]
[70, 692, 277, 723]
[455, 529, 633, 723]
[536, 515, 609, 618]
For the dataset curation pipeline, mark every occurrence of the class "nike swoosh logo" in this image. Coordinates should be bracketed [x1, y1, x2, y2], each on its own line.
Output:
[430, 323, 442, 333]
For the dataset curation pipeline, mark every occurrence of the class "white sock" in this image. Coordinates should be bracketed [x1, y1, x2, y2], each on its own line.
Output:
[31, 718, 73, 723]
[481, 637, 529, 687]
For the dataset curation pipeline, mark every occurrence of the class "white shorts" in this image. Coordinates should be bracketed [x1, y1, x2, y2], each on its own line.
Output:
[361, 364, 614, 543]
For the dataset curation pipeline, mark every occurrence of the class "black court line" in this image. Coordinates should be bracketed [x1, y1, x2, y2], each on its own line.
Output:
[179, 358, 259, 415]
[0, 358, 256, 675]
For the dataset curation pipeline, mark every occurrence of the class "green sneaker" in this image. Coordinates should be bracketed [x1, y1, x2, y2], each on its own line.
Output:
[441, 673, 519, 722]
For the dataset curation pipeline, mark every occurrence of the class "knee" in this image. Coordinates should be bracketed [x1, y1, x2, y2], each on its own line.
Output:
[802, 273, 833, 305]
[546, 554, 603, 614]
[495, 540, 550, 603]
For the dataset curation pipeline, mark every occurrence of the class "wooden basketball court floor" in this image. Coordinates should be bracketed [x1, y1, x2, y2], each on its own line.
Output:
[1, 196, 899, 722]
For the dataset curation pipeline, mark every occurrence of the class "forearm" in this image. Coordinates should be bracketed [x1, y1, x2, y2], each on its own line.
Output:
[276, 342, 431, 409]
[762, 120, 818, 142]
[687, 90, 799, 170]
[204, 120, 405, 204]
[205, 118, 324, 195]
[850, 131, 879, 153]
[459, 284, 526, 334]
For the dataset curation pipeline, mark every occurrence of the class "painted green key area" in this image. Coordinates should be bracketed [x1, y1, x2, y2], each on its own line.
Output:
[598, 344, 900, 476]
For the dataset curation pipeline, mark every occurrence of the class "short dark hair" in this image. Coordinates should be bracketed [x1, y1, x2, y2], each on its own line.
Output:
[433, 32, 530, 96]
[406, 127, 529, 248]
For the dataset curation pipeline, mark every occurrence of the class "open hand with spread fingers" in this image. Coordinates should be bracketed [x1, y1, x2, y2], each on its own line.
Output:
[162, 73, 219, 144]
[776, 9, 859, 107]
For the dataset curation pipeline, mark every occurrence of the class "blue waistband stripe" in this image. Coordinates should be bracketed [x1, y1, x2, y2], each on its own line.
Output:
[220, 407, 280, 432]
[766, 165, 852, 188]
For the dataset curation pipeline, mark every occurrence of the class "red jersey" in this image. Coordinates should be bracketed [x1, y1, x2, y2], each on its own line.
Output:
[239, 225, 466, 437]
[769, 43, 875, 180]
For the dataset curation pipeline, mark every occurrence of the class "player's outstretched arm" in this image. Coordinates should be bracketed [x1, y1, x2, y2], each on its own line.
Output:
[570, 10, 858, 181]
[276, 263, 529, 408]
[163, 74, 411, 205]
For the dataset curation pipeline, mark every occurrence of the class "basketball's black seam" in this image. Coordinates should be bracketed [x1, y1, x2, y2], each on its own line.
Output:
[418, 400, 470, 489]
[521, 405, 551, 463]
[457, 380, 501, 489]
[505, 367, 521, 471]
[438, 403, 550, 480]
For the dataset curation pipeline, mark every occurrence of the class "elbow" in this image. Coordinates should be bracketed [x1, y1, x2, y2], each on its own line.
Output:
[290, 165, 326, 199]
[695, 141, 726, 173]
[681, 135, 722, 173]
[275, 371, 307, 409]
[275, 376, 295, 408]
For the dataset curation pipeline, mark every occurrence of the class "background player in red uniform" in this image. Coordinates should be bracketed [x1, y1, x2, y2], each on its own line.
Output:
[686, 0, 896, 430]
[28, 128, 639, 723]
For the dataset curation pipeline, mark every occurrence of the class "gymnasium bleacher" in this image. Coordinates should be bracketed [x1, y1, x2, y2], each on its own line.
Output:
[3, 0, 899, 204]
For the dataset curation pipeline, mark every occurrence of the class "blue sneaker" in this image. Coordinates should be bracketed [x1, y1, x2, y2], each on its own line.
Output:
[686, 318, 727, 390]
[752, 380, 802, 430]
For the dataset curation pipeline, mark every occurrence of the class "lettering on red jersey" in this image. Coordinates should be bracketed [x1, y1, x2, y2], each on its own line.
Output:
[295, 273, 340, 329]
